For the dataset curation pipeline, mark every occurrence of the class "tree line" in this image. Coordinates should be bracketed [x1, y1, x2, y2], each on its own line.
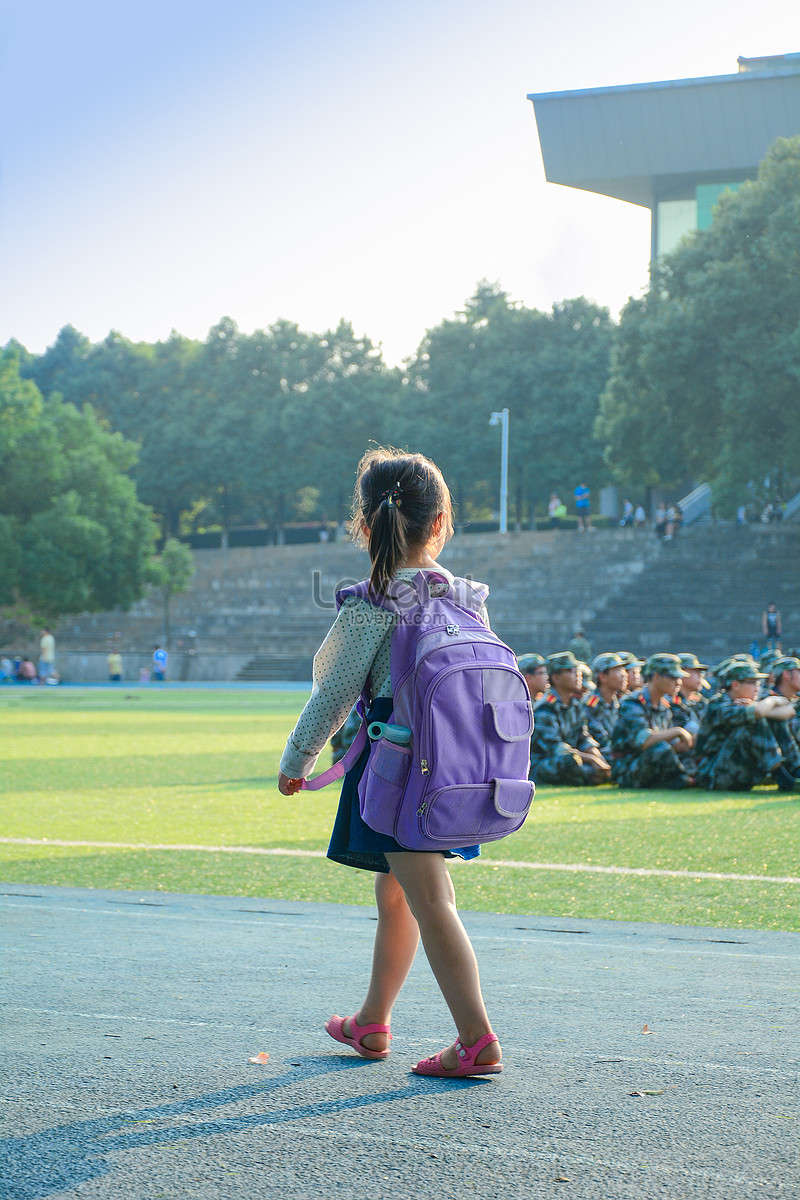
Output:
[2, 135, 798, 625]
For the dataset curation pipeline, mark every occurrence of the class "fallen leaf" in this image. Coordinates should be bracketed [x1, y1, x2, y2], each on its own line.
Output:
[248, 1052, 270, 1065]
[643, 1089, 665, 1096]
[555, 1177, 571, 1182]
[641, 1025, 656, 1034]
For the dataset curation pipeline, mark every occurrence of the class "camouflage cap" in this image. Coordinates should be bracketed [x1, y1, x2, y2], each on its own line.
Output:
[771, 656, 800, 678]
[678, 653, 709, 672]
[714, 654, 755, 678]
[616, 651, 645, 668]
[643, 653, 688, 679]
[517, 653, 547, 674]
[759, 649, 781, 671]
[546, 651, 580, 674]
[724, 661, 766, 683]
[592, 652, 626, 677]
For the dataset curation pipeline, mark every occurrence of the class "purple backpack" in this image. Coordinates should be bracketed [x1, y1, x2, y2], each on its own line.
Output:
[303, 570, 534, 850]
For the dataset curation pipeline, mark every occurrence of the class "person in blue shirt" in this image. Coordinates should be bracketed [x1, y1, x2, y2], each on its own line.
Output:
[574, 482, 593, 532]
[152, 645, 168, 681]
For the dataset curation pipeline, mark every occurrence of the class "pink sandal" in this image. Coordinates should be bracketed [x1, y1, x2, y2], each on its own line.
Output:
[325, 1013, 392, 1060]
[412, 1031, 502, 1077]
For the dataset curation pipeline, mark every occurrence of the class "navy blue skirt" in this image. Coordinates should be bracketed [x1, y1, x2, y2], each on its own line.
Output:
[326, 697, 480, 873]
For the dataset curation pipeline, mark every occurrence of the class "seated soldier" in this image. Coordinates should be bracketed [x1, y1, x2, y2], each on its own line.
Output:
[616, 651, 644, 693]
[671, 653, 710, 737]
[610, 654, 695, 789]
[530, 652, 610, 785]
[577, 662, 596, 700]
[694, 660, 799, 792]
[584, 652, 627, 761]
[517, 653, 549, 703]
[764, 656, 800, 779]
[758, 649, 781, 698]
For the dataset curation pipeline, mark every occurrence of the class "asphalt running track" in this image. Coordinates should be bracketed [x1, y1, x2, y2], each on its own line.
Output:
[2, 885, 798, 1200]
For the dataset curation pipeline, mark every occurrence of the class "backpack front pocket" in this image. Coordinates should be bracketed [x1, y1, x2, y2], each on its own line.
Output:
[414, 777, 535, 848]
[358, 739, 412, 837]
[487, 700, 534, 741]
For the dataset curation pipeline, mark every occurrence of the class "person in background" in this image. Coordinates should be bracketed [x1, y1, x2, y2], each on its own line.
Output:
[616, 651, 644, 693]
[767, 656, 800, 772]
[634, 504, 646, 529]
[610, 654, 695, 789]
[619, 499, 634, 527]
[694, 661, 798, 793]
[584, 653, 627, 762]
[530, 652, 610, 786]
[517, 654, 549, 703]
[18, 658, 37, 682]
[762, 602, 782, 651]
[107, 648, 123, 682]
[574, 482, 593, 532]
[577, 663, 595, 699]
[152, 645, 168, 681]
[568, 629, 592, 662]
[38, 628, 56, 683]
[547, 493, 562, 529]
[0, 656, 13, 682]
[654, 504, 668, 538]
[671, 654, 710, 737]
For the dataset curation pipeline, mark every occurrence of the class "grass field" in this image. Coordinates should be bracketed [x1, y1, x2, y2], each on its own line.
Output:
[1, 686, 798, 931]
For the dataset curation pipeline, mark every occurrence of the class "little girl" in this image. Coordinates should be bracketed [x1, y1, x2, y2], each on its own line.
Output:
[278, 447, 502, 1078]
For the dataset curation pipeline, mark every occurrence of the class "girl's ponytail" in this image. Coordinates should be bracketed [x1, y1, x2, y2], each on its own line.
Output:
[352, 448, 453, 595]
[367, 487, 409, 595]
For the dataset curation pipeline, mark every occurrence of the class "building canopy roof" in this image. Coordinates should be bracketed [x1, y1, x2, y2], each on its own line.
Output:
[528, 64, 800, 208]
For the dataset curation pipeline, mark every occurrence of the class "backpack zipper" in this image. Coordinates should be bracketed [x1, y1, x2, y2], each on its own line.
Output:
[417, 659, 526, 791]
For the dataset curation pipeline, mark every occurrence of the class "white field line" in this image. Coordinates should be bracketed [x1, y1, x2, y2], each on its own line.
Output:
[2, 837, 798, 885]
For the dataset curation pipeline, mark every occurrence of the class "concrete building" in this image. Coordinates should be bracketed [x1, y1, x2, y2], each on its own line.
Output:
[528, 53, 800, 259]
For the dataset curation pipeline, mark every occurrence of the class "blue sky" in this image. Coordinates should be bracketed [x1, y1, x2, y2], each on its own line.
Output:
[1, 0, 797, 363]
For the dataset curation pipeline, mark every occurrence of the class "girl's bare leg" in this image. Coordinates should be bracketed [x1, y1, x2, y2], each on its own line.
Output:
[385, 851, 501, 1069]
[341, 869, 420, 1053]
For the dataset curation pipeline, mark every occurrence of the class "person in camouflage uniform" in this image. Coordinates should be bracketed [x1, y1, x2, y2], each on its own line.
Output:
[583, 652, 627, 760]
[766, 656, 800, 776]
[670, 653, 710, 737]
[610, 654, 694, 789]
[517, 653, 549, 703]
[530, 652, 610, 785]
[616, 651, 644, 693]
[568, 629, 593, 663]
[758, 649, 782, 698]
[694, 660, 799, 792]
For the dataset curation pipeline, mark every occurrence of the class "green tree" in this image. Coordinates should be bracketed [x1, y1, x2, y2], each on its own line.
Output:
[598, 136, 800, 512]
[405, 284, 613, 525]
[0, 349, 157, 626]
[282, 320, 405, 525]
[145, 537, 194, 648]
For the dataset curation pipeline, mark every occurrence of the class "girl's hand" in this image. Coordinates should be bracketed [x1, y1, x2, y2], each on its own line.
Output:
[278, 772, 304, 795]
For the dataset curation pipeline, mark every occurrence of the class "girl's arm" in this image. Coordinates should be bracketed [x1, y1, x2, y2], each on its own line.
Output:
[279, 597, 396, 784]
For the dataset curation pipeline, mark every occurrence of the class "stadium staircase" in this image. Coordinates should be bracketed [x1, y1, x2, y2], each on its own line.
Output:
[52, 525, 799, 680]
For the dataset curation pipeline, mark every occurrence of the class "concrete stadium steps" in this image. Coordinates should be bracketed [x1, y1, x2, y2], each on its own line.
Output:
[581, 525, 800, 660]
[235, 654, 311, 682]
[52, 525, 799, 680]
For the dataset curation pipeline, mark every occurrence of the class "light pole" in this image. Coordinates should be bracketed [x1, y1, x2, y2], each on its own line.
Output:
[489, 408, 509, 533]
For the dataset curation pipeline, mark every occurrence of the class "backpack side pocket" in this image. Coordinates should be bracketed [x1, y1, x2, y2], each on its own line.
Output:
[358, 739, 412, 837]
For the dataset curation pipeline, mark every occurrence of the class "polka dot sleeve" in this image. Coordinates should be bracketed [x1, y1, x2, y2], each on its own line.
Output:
[279, 596, 397, 779]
